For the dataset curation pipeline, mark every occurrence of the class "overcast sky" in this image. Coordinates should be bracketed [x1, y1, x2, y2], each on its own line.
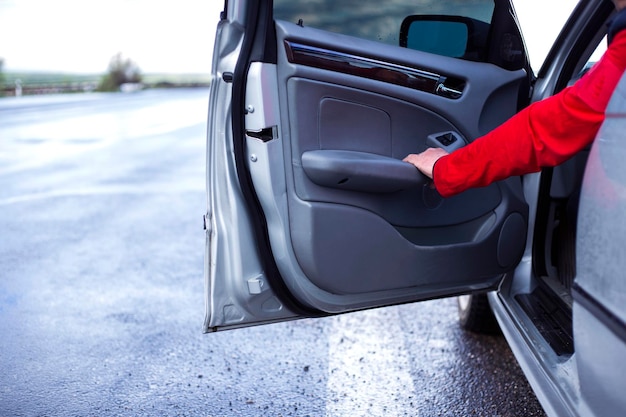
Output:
[0, 0, 222, 74]
[0, 0, 591, 75]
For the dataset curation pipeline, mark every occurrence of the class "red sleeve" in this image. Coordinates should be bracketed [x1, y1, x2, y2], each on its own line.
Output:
[432, 30, 626, 198]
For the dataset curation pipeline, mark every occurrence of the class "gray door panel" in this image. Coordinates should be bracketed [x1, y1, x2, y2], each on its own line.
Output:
[256, 21, 529, 308]
[288, 78, 504, 227]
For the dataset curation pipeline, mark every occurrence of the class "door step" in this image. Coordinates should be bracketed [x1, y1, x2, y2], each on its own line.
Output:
[515, 286, 574, 356]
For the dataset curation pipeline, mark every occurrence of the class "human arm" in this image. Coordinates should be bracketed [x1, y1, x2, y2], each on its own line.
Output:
[405, 25, 626, 198]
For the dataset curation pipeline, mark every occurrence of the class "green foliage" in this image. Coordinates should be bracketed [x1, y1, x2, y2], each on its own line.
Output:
[98, 53, 142, 92]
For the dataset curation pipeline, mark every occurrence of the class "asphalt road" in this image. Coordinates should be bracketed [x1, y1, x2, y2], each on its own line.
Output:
[0, 89, 546, 416]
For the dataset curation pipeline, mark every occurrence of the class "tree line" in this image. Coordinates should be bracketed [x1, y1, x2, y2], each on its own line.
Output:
[0, 53, 145, 96]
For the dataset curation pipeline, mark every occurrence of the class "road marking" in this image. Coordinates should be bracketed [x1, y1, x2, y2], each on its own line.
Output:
[326, 307, 417, 416]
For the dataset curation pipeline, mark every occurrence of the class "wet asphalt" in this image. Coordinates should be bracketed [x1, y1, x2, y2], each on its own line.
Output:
[0, 89, 546, 416]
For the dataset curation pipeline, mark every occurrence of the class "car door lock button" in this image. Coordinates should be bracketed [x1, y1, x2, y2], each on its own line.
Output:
[436, 132, 457, 146]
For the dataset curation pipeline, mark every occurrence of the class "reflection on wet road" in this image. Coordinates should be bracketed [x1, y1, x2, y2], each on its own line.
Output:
[0, 89, 545, 416]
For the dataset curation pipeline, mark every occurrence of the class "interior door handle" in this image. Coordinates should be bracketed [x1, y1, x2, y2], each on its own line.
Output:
[435, 82, 462, 99]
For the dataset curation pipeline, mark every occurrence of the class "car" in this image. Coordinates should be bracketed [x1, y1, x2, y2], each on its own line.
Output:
[204, 1, 626, 416]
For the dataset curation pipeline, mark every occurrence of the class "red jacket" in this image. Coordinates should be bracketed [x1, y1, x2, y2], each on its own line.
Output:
[433, 30, 626, 198]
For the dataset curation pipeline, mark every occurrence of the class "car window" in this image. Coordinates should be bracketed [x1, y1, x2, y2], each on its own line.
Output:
[274, 0, 494, 51]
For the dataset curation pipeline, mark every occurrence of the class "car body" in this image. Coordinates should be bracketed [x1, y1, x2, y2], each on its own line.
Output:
[204, 1, 626, 415]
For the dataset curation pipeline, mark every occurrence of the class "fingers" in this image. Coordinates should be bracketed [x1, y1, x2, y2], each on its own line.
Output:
[403, 148, 448, 179]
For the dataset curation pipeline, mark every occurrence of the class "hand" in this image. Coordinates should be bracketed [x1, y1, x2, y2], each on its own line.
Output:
[403, 148, 449, 179]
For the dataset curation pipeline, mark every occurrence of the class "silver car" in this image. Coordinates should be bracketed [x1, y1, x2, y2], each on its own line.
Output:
[205, 1, 626, 416]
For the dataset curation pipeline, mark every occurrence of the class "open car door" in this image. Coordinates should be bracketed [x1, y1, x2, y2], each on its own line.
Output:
[205, 0, 530, 331]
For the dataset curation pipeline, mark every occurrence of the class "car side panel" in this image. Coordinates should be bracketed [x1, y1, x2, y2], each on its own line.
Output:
[575, 72, 626, 416]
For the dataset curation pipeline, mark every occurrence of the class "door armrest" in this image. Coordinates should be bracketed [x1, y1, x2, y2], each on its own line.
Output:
[301, 150, 427, 193]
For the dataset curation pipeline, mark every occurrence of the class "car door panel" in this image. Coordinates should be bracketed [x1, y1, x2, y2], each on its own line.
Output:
[288, 78, 504, 226]
[206, 1, 529, 330]
[254, 22, 529, 307]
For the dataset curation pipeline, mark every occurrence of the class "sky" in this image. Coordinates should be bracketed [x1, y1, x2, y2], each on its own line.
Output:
[0, 0, 592, 75]
[514, 0, 592, 73]
[0, 0, 223, 74]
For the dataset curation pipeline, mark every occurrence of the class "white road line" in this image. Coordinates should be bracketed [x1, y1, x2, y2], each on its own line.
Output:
[325, 307, 418, 417]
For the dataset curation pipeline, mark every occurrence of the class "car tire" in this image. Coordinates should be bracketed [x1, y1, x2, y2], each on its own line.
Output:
[457, 293, 501, 334]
